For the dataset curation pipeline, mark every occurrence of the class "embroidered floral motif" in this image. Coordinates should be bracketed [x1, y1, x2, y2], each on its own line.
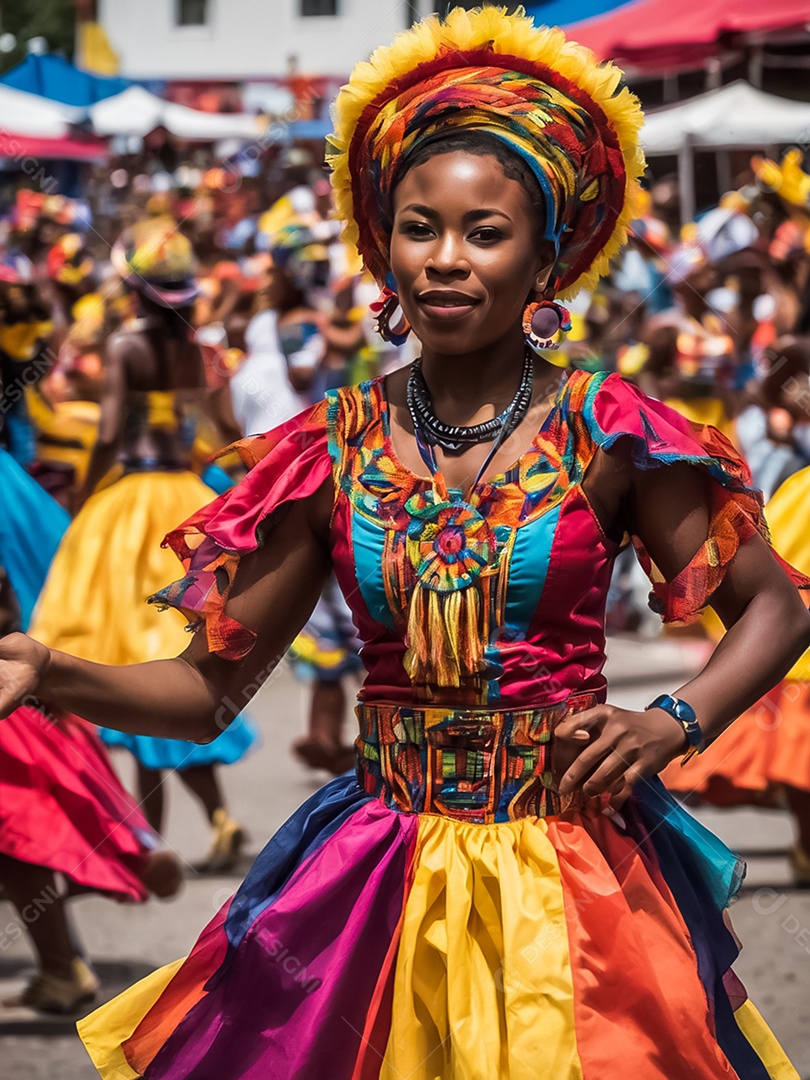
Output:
[404, 491, 494, 592]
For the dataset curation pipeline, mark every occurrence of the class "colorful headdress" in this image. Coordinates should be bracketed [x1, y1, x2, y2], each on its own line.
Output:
[111, 219, 199, 308]
[47, 233, 95, 286]
[328, 6, 645, 299]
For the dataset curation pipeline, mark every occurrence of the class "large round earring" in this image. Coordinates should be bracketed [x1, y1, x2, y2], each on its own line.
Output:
[522, 298, 571, 353]
[370, 284, 411, 346]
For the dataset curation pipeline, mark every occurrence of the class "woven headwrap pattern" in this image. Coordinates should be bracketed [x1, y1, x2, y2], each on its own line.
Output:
[328, 6, 646, 299]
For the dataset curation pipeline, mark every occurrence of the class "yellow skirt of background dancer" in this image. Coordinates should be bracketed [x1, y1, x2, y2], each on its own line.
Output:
[664, 396, 736, 444]
[30, 470, 211, 665]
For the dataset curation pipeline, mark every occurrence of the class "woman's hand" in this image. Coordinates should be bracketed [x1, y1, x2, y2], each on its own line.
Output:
[552, 703, 688, 807]
[0, 633, 51, 718]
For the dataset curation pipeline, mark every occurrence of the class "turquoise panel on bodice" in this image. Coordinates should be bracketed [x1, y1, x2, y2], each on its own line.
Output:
[501, 500, 562, 638]
[350, 497, 562, 643]
[351, 509, 396, 630]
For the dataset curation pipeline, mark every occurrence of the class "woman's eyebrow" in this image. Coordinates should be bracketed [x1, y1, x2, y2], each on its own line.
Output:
[399, 204, 512, 222]
[400, 203, 438, 218]
[465, 208, 512, 223]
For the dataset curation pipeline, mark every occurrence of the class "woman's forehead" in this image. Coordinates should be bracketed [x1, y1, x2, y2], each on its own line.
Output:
[393, 151, 532, 215]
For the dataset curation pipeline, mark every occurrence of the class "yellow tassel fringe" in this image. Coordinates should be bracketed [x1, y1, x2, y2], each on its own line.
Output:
[404, 584, 484, 688]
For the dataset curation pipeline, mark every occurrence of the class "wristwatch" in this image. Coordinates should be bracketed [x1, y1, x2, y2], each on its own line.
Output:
[645, 693, 705, 765]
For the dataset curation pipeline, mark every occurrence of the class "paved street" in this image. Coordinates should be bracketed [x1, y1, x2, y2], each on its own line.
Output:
[2, 635, 808, 1078]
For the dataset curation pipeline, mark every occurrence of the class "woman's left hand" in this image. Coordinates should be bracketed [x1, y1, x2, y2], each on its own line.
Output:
[554, 703, 689, 807]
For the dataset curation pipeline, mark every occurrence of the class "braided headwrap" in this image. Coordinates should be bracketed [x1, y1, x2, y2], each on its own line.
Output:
[328, 6, 645, 299]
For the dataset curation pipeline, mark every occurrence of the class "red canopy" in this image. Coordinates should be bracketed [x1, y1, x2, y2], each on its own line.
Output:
[572, 0, 810, 69]
[0, 134, 108, 162]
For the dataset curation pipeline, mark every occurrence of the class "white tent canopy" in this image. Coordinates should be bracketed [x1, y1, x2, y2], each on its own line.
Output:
[0, 84, 82, 138]
[641, 81, 810, 154]
[89, 85, 262, 140]
[0, 82, 263, 143]
[640, 81, 810, 223]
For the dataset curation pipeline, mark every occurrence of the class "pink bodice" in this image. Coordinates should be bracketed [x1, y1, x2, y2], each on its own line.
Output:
[152, 370, 801, 708]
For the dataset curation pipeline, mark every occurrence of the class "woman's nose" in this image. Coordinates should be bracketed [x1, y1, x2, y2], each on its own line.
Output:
[426, 233, 469, 277]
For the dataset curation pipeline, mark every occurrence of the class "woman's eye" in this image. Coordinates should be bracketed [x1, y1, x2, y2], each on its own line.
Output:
[403, 222, 433, 238]
[470, 227, 504, 243]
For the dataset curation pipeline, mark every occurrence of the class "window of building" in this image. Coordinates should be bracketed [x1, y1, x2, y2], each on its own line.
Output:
[176, 0, 209, 26]
[300, 0, 338, 15]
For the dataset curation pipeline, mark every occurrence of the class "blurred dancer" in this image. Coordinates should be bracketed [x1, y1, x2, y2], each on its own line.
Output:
[0, 252, 53, 468]
[735, 336, 810, 500]
[0, 374, 178, 1013]
[230, 249, 362, 772]
[29, 219, 254, 871]
[0, 668, 181, 1013]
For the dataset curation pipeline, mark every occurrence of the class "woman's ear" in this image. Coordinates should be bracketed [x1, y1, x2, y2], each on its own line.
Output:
[533, 247, 557, 296]
[533, 267, 554, 297]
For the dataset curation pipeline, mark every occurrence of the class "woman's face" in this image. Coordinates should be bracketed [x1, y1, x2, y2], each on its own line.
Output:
[390, 152, 552, 356]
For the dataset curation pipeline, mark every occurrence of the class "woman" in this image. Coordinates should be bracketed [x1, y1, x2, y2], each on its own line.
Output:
[228, 262, 316, 437]
[28, 218, 254, 871]
[1, 10, 809, 1076]
[0, 251, 53, 469]
[0, 298, 69, 630]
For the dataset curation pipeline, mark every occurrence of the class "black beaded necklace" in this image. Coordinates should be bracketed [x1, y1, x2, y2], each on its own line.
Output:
[407, 351, 534, 456]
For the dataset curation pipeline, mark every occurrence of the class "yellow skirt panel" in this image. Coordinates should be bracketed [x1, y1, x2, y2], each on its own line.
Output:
[383, 814, 582, 1080]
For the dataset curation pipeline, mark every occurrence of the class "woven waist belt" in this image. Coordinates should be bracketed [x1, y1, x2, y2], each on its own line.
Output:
[355, 693, 597, 825]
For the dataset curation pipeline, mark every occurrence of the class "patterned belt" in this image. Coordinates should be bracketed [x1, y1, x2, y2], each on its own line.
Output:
[355, 693, 597, 825]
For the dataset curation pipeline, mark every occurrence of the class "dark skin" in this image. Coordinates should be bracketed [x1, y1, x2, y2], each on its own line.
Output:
[2, 152, 810, 814]
[78, 308, 205, 504]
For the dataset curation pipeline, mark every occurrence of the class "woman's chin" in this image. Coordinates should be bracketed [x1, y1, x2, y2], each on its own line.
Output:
[411, 320, 501, 358]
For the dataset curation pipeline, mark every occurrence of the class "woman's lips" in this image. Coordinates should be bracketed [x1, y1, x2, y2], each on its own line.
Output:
[416, 292, 480, 321]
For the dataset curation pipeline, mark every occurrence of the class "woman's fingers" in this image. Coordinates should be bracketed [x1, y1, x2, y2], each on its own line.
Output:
[581, 750, 631, 799]
[558, 734, 616, 795]
[555, 705, 606, 739]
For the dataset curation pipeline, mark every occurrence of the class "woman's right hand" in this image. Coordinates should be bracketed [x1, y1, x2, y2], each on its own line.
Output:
[0, 633, 51, 718]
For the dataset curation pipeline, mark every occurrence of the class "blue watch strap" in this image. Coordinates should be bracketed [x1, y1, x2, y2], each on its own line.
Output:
[646, 693, 704, 755]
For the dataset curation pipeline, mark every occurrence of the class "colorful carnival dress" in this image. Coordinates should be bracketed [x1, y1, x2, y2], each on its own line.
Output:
[79, 371, 801, 1079]
[29, 386, 256, 771]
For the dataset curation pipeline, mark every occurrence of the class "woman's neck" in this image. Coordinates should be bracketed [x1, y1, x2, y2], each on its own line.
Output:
[418, 327, 557, 425]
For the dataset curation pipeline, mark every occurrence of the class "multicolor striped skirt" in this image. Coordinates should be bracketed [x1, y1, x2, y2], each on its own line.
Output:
[79, 700, 797, 1079]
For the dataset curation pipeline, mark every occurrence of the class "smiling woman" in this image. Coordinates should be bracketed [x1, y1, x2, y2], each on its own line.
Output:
[1, 7, 809, 1079]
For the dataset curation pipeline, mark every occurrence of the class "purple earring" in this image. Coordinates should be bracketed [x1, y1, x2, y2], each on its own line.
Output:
[522, 298, 572, 353]
[370, 286, 411, 346]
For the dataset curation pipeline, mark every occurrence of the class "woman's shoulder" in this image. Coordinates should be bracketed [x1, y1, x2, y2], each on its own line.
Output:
[324, 375, 386, 441]
[566, 369, 694, 446]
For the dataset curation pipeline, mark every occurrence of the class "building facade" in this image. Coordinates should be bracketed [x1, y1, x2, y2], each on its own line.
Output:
[96, 0, 445, 81]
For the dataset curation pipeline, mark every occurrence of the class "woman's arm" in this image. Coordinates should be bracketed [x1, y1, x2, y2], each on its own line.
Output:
[1, 483, 333, 741]
[634, 462, 810, 740]
[558, 460, 810, 801]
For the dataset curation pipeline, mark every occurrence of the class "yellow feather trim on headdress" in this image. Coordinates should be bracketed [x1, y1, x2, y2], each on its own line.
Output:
[328, 5, 646, 299]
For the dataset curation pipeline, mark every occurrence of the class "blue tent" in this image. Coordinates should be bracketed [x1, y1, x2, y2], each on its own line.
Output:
[0, 54, 130, 106]
[524, 0, 636, 27]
